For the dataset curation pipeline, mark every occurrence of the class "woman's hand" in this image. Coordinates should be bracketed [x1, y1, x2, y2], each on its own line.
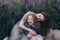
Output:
[27, 32, 32, 38]
[29, 29, 37, 36]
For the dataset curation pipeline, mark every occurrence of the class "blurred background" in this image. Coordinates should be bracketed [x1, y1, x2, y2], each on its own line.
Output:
[0, 0, 60, 40]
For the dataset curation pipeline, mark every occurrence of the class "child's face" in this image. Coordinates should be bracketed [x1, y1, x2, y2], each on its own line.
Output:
[27, 15, 34, 25]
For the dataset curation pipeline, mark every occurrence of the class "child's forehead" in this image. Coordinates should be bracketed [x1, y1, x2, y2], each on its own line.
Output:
[27, 16, 34, 19]
[28, 16, 33, 19]
[28, 15, 33, 18]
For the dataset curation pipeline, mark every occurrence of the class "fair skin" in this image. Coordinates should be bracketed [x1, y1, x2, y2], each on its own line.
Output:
[27, 15, 34, 25]
[36, 13, 44, 21]
[19, 13, 44, 36]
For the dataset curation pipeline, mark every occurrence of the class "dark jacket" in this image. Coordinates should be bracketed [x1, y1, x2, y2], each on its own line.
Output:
[23, 22, 42, 35]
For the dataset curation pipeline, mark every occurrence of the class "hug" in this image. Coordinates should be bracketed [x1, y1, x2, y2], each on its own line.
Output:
[4, 11, 51, 40]
[8, 11, 51, 40]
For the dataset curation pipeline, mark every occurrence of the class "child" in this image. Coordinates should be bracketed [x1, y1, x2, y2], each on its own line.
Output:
[22, 14, 43, 40]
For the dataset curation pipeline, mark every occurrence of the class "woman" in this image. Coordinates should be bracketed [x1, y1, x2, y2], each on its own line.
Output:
[22, 13, 43, 40]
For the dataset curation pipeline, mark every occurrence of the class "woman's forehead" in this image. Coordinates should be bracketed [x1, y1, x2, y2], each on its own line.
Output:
[36, 13, 42, 16]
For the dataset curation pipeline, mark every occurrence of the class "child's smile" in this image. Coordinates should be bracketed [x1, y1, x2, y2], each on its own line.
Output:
[27, 15, 34, 25]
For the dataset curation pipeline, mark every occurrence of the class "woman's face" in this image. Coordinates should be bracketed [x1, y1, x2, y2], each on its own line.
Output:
[36, 13, 44, 21]
[27, 15, 34, 25]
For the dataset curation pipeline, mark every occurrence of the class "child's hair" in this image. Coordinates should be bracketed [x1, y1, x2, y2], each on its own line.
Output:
[25, 13, 41, 28]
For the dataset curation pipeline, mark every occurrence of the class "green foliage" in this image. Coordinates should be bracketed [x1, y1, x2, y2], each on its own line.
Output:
[0, 0, 60, 40]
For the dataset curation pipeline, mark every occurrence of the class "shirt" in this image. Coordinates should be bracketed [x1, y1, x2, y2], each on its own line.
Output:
[23, 22, 42, 35]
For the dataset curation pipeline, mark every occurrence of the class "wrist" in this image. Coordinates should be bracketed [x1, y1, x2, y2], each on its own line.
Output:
[26, 28, 32, 32]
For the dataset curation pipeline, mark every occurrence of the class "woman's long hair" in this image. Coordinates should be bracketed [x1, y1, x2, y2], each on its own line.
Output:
[40, 12, 51, 36]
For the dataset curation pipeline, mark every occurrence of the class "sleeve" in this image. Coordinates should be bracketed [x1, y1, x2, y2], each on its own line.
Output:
[9, 22, 24, 40]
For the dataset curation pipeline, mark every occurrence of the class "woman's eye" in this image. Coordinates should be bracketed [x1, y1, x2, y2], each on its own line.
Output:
[38, 15, 41, 17]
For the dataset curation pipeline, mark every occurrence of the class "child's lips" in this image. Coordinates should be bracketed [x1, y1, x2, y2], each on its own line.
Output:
[29, 22, 32, 23]
[28, 21, 32, 23]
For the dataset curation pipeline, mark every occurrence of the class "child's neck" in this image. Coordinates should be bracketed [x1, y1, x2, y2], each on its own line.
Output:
[28, 23, 33, 26]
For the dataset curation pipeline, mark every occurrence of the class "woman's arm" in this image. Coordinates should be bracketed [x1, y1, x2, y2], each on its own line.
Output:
[19, 11, 37, 35]
[19, 21, 32, 32]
